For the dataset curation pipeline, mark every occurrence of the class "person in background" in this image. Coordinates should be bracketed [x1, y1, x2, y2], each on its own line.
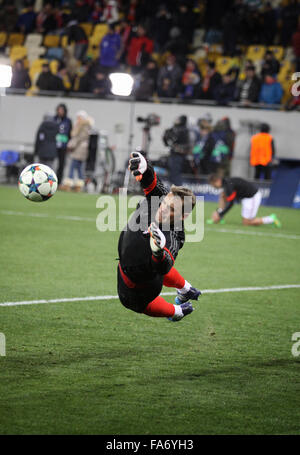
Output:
[192, 118, 212, 175]
[36, 62, 64, 92]
[213, 69, 236, 106]
[208, 173, 281, 227]
[36, 2, 58, 35]
[202, 118, 234, 175]
[66, 19, 88, 62]
[235, 64, 261, 105]
[89, 69, 111, 97]
[99, 23, 121, 72]
[61, 110, 94, 192]
[10, 60, 31, 90]
[259, 72, 283, 106]
[163, 115, 191, 186]
[198, 61, 222, 100]
[126, 24, 154, 70]
[157, 54, 182, 99]
[34, 113, 59, 169]
[54, 103, 72, 185]
[250, 122, 275, 180]
[134, 58, 158, 100]
[180, 59, 201, 100]
[17, 3, 37, 34]
[260, 50, 280, 79]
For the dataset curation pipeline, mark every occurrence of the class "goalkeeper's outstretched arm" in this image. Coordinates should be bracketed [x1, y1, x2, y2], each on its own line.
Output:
[128, 152, 168, 198]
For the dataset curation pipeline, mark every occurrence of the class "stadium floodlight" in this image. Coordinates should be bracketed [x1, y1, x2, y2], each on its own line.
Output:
[0, 64, 12, 89]
[109, 72, 134, 97]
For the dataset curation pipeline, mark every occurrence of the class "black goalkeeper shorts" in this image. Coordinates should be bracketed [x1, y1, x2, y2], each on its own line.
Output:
[117, 266, 163, 313]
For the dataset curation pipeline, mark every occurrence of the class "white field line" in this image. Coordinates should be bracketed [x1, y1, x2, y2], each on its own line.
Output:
[1, 284, 300, 307]
[1, 209, 300, 240]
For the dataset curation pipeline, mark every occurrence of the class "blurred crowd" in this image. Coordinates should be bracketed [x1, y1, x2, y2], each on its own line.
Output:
[1, 0, 300, 109]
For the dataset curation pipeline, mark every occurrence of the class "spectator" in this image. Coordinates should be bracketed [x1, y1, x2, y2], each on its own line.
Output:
[126, 24, 154, 70]
[62, 110, 94, 192]
[101, 0, 119, 24]
[134, 59, 158, 100]
[261, 50, 280, 79]
[192, 119, 212, 174]
[17, 4, 37, 34]
[235, 64, 261, 105]
[292, 21, 300, 72]
[54, 103, 72, 184]
[259, 73, 283, 106]
[157, 54, 182, 99]
[71, 0, 92, 23]
[34, 114, 59, 169]
[36, 3, 58, 35]
[10, 60, 31, 90]
[66, 19, 88, 62]
[162, 27, 190, 67]
[151, 4, 172, 52]
[180, 59, 201, 100]
[173, 2, 196, 46]
[75, 59, 95, 93]
[214, 70, 236, 106]
[198, 61, 222, 100]
[89, 70, 111, 97]
[99, 23, 121, 71]
[163, 115, 191, 186]
[118, 19, 132, 63]
[250, 123, 275, 180]
[202, 118, 235, 174]
[90, 1, 103, 24]
[157, 77, 176, 98]
[36, 63, 65, 92]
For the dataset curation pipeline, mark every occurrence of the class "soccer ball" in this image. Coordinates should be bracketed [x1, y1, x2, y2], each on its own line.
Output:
[18, 163, 58, 202]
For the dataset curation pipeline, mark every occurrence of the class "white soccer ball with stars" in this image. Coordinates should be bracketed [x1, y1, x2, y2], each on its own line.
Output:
[18, 163, 58, 202]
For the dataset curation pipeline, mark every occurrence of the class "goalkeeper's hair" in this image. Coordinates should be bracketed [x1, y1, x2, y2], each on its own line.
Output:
[170, 185, 196, 215]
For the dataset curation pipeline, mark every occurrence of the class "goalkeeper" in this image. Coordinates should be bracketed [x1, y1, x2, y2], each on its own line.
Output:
[117, 152, 201, 322]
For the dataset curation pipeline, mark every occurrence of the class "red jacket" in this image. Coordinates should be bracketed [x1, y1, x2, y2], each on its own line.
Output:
[127, 36, 154, 66]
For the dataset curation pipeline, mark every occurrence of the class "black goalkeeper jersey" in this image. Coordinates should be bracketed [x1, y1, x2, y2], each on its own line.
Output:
[218, 177, 258, 217]
[118, 163, 185, 284]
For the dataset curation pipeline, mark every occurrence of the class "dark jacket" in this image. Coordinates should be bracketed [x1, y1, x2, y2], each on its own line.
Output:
[35, 118, 59, 160]
[36, 71, 65, 91]
[54, 116, 72, 150]
[235, 76, 261, 103]
[214, 80, 236, 105]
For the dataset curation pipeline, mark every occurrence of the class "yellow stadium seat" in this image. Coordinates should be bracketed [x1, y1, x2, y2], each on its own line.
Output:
[7, 33, 25, 47]
[246, 45, 266, 61]
[216, 57, 235, 75]
[87, 37, 100, 59]
[49, 59, 59, 74]
[0, 32, 7, 47]
[43, 35, 60, 48]
[93, 23, 109, 38]
[268, 46, 284, 61]
[278, 60, 295, 83]
[29, 58, 48, 82]
[61, 35, 69, 48]
[79, 22, 93, 37]
[10, 45, 27, 64]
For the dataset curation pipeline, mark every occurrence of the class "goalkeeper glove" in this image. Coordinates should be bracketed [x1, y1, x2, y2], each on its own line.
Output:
[128, 152, 147, 180]
[148, 222, 166, 256]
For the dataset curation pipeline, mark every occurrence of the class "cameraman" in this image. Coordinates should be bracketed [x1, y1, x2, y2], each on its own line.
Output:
[163, 115, 191, 185]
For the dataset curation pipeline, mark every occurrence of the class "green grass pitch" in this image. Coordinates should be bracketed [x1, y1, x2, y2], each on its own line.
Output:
[0, 185, 299, 435]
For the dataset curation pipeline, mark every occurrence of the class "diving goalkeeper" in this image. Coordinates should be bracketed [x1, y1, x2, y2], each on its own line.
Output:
[117, 152, 201, 322]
